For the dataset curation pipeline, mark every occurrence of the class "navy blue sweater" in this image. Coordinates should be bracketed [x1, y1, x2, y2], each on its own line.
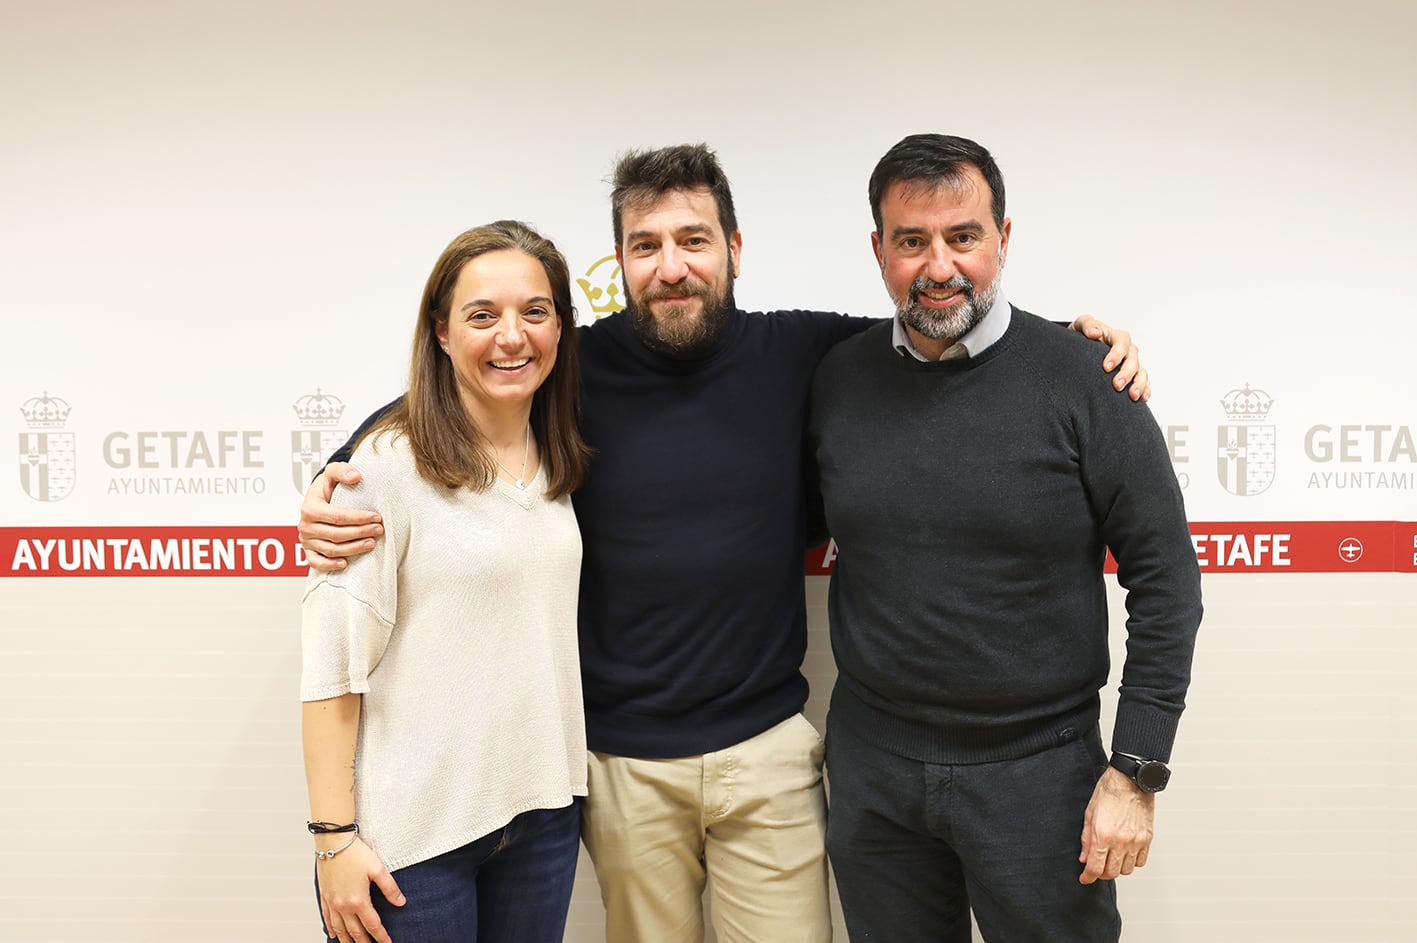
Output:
[573, 308, 866, 756]
[333, 308, 869, 758]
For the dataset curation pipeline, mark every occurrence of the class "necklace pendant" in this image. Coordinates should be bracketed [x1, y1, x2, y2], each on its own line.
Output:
[496, 423, 532, 491]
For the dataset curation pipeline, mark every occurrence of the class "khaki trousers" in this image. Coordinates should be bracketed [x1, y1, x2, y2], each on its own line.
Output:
[582, 713, 832, 943]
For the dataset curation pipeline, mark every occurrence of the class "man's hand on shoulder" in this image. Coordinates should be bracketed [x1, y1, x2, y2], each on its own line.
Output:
[1078, 765, 1156, 884]
[297, 462, 383, 572]
[1069, 315, 1152, 403]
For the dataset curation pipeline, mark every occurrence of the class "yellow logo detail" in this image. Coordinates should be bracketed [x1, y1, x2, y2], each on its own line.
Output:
[577, 255, 625, 319]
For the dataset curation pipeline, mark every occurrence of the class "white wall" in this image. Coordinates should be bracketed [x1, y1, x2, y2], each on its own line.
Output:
[2, 1, 1414, 940]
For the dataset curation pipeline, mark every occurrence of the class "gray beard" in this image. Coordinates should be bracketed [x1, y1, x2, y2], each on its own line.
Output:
[627, 281, 735, 357]
[896, 273, 1000, 343]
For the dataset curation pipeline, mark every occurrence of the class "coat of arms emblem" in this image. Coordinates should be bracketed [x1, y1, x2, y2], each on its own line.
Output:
[1216, 384, 1275, 497]
[19, 392, 76, 502]
[291, 389, 348, 494]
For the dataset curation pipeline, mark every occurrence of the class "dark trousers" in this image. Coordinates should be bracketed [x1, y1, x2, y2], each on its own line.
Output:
[319, 800, 582, 943]
[825, 721, 1121, 943]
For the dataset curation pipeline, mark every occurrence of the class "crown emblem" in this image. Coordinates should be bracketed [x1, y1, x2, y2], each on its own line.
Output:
[576, 255, 626, 317]
[1219, 384, 1273, 423]
[20, 392, 71, 429]
[293, 389, 346, 426]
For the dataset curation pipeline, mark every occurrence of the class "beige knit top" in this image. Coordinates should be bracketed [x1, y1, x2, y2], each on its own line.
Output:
[300, 431, 586, 872]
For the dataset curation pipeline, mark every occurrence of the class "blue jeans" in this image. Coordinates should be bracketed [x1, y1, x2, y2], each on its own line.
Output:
[320, 799, 582, 943]
[826, 722, 1120, 943]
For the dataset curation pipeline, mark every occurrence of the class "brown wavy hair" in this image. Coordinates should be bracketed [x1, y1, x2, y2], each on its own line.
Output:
[365, 220, 591, 498]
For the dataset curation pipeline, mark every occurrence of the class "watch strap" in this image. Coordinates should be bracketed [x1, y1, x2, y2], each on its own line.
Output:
[1108, 752, 1170, 792]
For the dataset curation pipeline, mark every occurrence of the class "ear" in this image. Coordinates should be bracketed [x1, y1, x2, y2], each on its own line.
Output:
[998, 218, 1012, 268]
[728, 230, 743, 278]
[870, 230, 885, 271]
[435, 320, 449, 352]
[614, 244, 624, 266]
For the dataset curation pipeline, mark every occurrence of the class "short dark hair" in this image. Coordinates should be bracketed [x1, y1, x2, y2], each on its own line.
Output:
[610, 144, 739, 246]
[868, 133, 1006, 234]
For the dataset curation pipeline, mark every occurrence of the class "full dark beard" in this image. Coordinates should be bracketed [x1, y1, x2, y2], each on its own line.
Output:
[627, 279, 735, 357]
[897, 273, 999, 343]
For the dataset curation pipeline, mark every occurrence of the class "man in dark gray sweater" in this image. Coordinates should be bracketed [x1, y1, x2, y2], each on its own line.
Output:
[808, 134, 1203, 942]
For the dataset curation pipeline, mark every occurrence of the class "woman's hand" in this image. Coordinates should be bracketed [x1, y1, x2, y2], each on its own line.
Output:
[316, 837, 405, 943]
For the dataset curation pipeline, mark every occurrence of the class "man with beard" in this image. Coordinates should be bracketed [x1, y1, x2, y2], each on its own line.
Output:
[807, 133, 1202, 942]
[298, 143, 1149, 943]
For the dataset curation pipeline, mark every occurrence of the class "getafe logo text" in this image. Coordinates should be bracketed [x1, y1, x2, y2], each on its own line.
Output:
[1304, 423, 1416, 492]
[104, 430, 266, 495]
[1165, 425, 1190, 490]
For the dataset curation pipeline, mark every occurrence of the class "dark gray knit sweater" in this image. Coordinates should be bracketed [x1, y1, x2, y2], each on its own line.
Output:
[808, 308, 1202, 765]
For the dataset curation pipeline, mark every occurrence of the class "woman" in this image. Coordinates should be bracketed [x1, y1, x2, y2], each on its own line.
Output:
[301, 220, 593, 943]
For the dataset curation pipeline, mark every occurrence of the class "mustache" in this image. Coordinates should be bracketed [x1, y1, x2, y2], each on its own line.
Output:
[908, 274, 974, 303]
[640, 278, 710, 304]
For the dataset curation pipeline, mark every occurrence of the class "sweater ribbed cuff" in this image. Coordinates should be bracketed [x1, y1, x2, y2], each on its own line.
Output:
[1109, 700, 1182, 763]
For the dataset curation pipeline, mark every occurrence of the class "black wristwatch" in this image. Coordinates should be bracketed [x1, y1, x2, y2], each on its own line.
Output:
[1108, 752, 1171, 793]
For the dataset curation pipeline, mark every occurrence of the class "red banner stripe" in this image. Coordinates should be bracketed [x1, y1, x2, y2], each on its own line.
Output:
[807, 521, 1417, 575]
[1, 523, 1414, 577]
[0, 527, 309, 577]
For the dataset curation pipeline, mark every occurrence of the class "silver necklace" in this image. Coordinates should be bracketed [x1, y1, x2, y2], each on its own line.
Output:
[496, 424, 531, 490]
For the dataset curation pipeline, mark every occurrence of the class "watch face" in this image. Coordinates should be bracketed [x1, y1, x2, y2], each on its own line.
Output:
[1137, 761, 1170, 791]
